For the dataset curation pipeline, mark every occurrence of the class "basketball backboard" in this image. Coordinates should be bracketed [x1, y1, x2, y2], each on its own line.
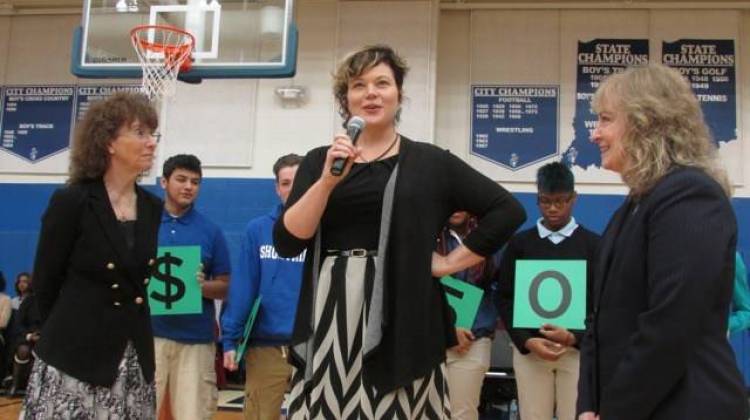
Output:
[72, 0, 297, 80]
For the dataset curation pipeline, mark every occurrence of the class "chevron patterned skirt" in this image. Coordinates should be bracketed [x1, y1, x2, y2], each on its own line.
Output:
[287, 254, 451, 420]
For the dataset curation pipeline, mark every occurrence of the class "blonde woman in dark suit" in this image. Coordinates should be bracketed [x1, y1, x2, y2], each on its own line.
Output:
[578, 63, 748, 420]
[21, 92, 162, 419]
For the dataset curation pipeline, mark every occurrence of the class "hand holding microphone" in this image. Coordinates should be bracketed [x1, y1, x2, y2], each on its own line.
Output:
[330, 116, 366, 176]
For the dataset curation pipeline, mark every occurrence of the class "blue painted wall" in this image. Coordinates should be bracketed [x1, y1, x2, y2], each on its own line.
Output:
[0, 179, 280, 295]
[1, 179, 748, 385]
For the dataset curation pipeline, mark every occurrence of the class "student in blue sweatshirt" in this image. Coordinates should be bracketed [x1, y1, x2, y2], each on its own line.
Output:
[222, 153, 305, 420]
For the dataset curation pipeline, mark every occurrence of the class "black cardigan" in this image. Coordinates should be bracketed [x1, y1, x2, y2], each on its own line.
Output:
[274, 136, 526, 393]
[33, 178, 162, 386]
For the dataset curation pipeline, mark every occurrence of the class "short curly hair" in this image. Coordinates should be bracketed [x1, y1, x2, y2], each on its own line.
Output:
[68, 92, 157, 184]
[332, 44, 409, 124]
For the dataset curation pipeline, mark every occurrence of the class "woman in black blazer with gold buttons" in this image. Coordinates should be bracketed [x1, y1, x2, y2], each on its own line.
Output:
[21, 92, 163, 419]
[577, 63, 749, 420]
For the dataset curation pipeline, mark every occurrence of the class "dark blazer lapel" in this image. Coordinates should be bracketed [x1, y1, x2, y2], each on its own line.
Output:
[594, 197, 632, 304]
[89, 179, 134, 267]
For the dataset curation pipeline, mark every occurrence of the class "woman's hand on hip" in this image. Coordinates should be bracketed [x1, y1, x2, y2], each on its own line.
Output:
[431, 252, 450, 278]
[431, 246, 484, 278]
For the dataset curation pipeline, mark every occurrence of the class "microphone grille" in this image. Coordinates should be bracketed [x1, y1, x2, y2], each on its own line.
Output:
[347, 116, 366, 131]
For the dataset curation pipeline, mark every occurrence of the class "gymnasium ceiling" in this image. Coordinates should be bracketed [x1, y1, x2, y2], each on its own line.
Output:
[0, 0, 749, 13]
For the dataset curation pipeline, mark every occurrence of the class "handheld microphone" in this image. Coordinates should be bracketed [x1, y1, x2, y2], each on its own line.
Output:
[331, 116, 366, 176]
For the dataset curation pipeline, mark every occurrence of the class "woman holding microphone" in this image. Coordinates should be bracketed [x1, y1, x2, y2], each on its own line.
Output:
[273, 45, 525, 419]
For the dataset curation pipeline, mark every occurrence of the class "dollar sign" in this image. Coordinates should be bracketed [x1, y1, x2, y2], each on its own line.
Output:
[151, 252, 186, 309]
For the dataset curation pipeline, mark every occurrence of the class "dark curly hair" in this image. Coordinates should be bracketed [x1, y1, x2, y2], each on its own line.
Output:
[68, 92, 157, 184]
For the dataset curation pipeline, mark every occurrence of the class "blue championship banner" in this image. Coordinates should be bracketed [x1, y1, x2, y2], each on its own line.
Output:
[75, 85, 143, 121]
[662, 39, 736, 145]
[470, 85, 559, 170]
[1, 85, 76, 163]
[565, 39, 649, 170]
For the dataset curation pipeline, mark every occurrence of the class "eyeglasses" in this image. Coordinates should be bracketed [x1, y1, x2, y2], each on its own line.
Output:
[124, 127, 161, 143]
[537, 194, 574, 209]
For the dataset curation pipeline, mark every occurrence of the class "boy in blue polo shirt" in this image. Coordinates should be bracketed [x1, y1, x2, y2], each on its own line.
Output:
[153, 154, 231, 420]
[222, 153, 304, 420]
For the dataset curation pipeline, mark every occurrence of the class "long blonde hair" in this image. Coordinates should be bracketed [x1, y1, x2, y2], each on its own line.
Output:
[592, 63, 731, 197]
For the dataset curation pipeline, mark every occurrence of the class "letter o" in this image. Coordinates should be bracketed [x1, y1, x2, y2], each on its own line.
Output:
[528, 270, 572, 318]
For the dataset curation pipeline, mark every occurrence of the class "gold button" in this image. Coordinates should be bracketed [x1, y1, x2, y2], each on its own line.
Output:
[143, 278, 150, 285]
[113, 301, 121, 306]
[148, 258, 155, 266]
[106, 262, 115, 270]
[135, 297, 144, 304]
[111, 283, 119, 289]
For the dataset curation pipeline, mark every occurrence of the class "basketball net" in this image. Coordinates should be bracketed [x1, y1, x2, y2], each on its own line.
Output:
[130, 25, 195, 101]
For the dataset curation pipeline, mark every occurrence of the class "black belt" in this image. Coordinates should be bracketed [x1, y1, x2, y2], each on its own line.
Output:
[326, 249, 377, 257]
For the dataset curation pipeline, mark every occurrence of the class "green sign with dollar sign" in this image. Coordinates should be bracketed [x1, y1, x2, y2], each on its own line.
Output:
[148, 246, 202, 315]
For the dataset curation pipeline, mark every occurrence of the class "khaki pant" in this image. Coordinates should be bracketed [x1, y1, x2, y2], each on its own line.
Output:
[446, 337, 492, 420]
[154, 337, 218, 420]
[512, 345, 579, 420]
[244, 346, 293, 420]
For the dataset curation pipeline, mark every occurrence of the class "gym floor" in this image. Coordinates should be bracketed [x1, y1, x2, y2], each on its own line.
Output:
[0, 395, 245, 419]
[0, 395, 512, 419]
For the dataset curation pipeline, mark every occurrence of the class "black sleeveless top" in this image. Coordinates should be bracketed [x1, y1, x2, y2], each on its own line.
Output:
[320, 155, 398, 250]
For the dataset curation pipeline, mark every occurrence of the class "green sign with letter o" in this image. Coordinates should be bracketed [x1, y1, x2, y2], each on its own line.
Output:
[512, 259, 586, 330]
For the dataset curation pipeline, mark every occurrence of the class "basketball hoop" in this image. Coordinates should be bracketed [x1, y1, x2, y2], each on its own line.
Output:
[130, 25, 195, 101]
